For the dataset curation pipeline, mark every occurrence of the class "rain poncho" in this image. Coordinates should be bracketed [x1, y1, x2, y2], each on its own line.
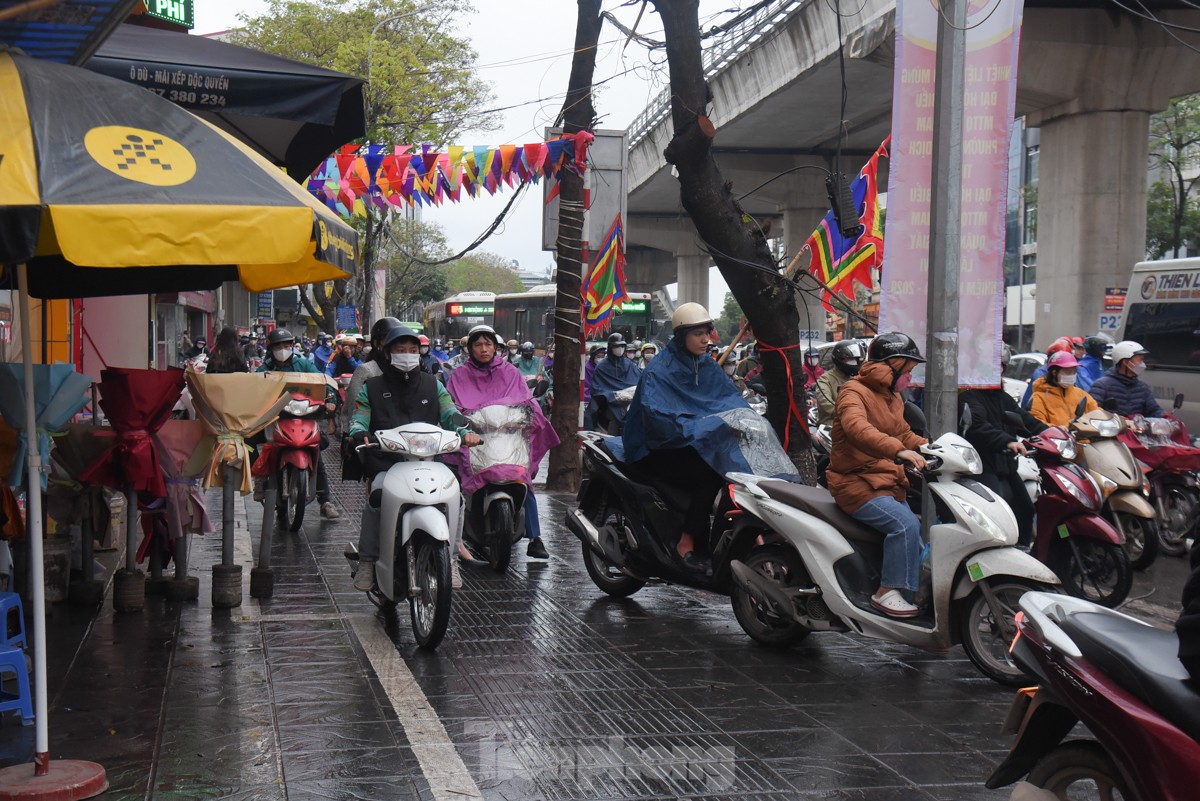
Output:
[589, 354, 642, 423]
[445, 355, 559, 494]
[610, 338, 799, 480]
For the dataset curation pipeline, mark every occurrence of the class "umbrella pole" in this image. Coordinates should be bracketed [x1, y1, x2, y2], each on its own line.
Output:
[0, 264, 108, 795]
[211, 465, 241, 609]
[112, 486, 145, 613]
[250, 473, 276, 598]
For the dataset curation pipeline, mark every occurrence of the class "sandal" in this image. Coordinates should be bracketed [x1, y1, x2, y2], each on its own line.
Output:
[870, 589, 919, 618]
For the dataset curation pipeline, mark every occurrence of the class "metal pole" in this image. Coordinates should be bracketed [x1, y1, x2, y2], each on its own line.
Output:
[16, 263, 50, 772]
[221, 465, 236, 566]
[125, 488, 137, 573]
[924, 0, 967, 440]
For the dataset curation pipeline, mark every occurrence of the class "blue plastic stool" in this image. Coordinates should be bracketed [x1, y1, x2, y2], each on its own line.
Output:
[0, 644, 32, 726]
[0, 592, 23, 650]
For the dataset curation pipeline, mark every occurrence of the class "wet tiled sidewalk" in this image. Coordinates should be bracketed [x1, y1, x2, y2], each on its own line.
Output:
[1, 449, 1189, 799]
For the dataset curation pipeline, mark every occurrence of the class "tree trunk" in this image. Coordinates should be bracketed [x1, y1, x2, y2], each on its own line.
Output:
[651, 0, 807, 455]
[546, 0, 603, 493]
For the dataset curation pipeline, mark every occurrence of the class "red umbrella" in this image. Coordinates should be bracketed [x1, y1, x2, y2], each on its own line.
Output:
[78, 368, 185, 498]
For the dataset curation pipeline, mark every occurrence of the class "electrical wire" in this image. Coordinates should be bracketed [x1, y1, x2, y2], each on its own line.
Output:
[734, 164, 830, 201]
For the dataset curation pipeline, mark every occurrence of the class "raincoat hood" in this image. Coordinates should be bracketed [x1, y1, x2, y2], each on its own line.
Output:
[610, 338, 798, 480]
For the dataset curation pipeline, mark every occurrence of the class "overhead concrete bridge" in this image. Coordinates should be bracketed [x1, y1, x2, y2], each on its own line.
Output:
[624, 0, 1200, 345]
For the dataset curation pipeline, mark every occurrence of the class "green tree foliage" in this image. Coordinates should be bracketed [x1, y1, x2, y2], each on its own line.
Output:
[1148, 94, 1200, 258]
[442, 253, 524, 295]
[714, 292, 744, 343]
[379, 219, 450, 315]
[235, 0, 497, 332]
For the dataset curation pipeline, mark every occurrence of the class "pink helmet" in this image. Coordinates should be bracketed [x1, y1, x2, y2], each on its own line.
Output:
[1047, 351, 1079, 370]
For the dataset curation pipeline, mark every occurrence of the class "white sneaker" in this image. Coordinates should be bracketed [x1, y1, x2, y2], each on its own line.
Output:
[354, 559, 375, 592]
[451, 558, 462, 590]
[320, 501, 340, 519]
[870, 589, 919, 618]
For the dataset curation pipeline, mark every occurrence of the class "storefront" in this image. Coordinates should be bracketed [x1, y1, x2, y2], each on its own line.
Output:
[155, 291, 214, 367]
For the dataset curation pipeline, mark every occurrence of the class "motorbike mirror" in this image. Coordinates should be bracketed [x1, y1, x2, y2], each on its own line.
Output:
[903, 401, 928, 438]
[959, 402, 973, 435]
[1175, 393, 1185, 411]
[1004, 410, 1030, 436]
[1102, 398, 1119, 412]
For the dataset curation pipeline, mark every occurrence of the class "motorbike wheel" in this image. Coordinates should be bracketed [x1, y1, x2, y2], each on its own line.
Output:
[581, 540, 645, 598]
[286, 466, 307, 532]
[1052, 538, 1132, 609]
[487, 499, 514, 574]
[1025, 740, 1130, 800]
[730, 543, 811, 648]
[958, 578, 1044, 686]
[409, 533, 452, 650]
[1113, 512, 1158, 571]
[1158, 486, 1195, 557]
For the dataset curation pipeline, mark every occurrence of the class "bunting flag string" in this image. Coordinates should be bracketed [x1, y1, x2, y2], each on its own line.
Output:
[306, 131, 595, 218]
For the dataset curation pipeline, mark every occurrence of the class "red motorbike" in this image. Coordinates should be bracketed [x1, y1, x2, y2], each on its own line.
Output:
[1119, 398, 1200, 559]
[1026, 425, 1131, 608]
[986, 591, 1200, 800]
[252, 393, 322, 532]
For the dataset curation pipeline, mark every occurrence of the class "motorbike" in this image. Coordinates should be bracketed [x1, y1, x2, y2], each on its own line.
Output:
[567, 428, 773, 600]
[725, 432, 1060, 685]
[460, 404, 533, 573]
[343, 422, 461, 649]
[1021, 425, 1132, 608]
[254, 393, 322, 532]
[985, 591, 1200, 800]
[590, 385, 636, 435]
[331, 372, 355, 435]
[1072, 408, 1158, 570]
[1120, 394, 1200, 558]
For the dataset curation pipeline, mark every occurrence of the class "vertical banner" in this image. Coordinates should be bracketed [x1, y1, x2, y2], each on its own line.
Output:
[879, 0, 1024, 387]
[372, 270, 386, 329]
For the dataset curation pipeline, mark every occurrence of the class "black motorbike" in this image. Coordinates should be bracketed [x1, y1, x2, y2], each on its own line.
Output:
[566, 431, 770, 600]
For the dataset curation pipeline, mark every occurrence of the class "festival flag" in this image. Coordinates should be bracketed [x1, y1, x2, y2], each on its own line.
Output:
[803, 136, 890, 311]
[581, 214, 630, 339]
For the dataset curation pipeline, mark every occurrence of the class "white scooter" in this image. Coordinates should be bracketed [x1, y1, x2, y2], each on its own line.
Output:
[344, 422, 462, 649]
[727, 432, 1061, 685]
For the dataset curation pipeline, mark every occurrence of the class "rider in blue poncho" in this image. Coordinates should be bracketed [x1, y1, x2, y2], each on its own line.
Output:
[588, 332, 642, 431]
[609, 303, 800, 570]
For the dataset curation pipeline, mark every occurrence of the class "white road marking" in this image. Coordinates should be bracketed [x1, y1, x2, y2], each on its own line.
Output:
[350, 616, 482, 800]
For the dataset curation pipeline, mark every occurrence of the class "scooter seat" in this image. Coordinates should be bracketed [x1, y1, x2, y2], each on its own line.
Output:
[757, 480, 884, 545]
[1059, 611, 1200, 743]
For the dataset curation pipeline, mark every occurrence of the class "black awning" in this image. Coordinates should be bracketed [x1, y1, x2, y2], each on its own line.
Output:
[0, 0, 138, 64]
[86, 24, 366, 180]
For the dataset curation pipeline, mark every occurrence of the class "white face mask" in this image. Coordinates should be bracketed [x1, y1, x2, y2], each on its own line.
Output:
[509, 348, 518, 356]
[643, 352, 655, 363]
[724, 363, 736, 376]
[419, 346, 429, 355]
[272, 348, 291, 362]
[610, 346, 626, 358]
[1059, 371, 1077, 387]
[391, 353, 420, 372]
[1131, 362, 1147, 376]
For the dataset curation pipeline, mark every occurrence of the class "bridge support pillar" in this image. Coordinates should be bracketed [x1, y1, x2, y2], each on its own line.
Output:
[784, 206, 830, 343]
[1033, 109, 1149, 349]
[677, 253, 710, 308]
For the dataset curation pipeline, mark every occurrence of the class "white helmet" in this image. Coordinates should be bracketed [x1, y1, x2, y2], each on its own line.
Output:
[671, 302, 713, 332]
[1110, 340, 1148, 365]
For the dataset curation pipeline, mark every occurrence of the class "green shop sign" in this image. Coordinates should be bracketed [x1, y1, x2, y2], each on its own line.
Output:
[145, 0, 195, 29]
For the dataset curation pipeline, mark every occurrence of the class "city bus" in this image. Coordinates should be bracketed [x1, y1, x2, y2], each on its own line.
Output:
[492, 284, 656, 349]
[423, 291, 495, 341]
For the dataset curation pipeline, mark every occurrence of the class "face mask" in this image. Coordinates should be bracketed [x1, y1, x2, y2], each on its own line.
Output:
[894, 373, 913, 393]
[724, 363, 736, 376]
[391, 353, 420, 372]
[419, 346, 429, 355]
[643, 353, 655, 364]
[610, 346, 626, 358]
[1058, 371, 1077, 387]
[1131, 362, 1147, 376]
[509, 349, 518, 356]
[272, 348, 291, 362]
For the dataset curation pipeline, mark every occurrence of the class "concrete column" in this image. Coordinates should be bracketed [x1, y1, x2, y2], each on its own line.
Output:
[784, 206, 830, 343]
[676, 253, 711, 308]
[1033, 109, 1149, 349]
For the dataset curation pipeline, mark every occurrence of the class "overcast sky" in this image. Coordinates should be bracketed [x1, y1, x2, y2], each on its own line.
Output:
[195, 0, 733, 311]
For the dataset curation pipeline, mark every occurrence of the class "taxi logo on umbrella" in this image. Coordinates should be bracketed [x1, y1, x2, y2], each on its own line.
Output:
[84, 126, 196, 186]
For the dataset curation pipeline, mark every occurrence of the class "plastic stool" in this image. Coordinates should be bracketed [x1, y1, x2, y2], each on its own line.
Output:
[0, 592, 24, 649]
[0, 644, 32, 725]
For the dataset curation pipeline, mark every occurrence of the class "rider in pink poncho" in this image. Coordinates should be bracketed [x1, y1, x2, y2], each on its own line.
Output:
[445, 324, 559, 559]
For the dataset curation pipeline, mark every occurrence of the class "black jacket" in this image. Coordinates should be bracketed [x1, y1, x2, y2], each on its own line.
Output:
[360, 369, 440, 474]
[1179, 539, 1200, 678]
[960, 389, 1047, 479]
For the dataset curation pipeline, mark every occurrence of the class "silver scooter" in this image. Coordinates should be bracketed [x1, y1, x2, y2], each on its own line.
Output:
[727, 432, 1060, 685]
[344, 422, 461, 649]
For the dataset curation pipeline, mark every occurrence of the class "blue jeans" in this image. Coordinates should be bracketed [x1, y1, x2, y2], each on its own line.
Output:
[524, 491, 541, 540]
[851, 495, 922, 593]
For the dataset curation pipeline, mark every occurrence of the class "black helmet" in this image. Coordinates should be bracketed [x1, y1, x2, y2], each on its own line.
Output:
[867, 332, 926, 364]
[607, 333, 626, 349]
[1084, 333, 1113, 358]
[831, 340, 866, 375]
[520, 341, 535, 355]
[381, 325, 420, 350]
[266, 329, 294, 346]
[804, 346, 820, 361]
[370, 316, 401, 348]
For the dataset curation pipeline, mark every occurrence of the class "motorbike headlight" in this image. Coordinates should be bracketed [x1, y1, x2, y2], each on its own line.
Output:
[1063, 476, 1098, 510]
[952, 443, 983, 475]
[1142, 475, 1151, 496]
[1095, 473, 1118, 498]
[1054, 437, 1077, 461]
[401, 432, 440, 457]
[953, 496, 1005, 541]
[1093, 418, 1120, 438]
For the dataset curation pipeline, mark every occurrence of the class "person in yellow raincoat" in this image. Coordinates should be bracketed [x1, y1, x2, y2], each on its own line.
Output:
[1029, 350, 1099, 428]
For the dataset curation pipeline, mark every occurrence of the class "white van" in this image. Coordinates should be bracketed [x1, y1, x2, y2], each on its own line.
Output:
[1119, 258, 1200, 429]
